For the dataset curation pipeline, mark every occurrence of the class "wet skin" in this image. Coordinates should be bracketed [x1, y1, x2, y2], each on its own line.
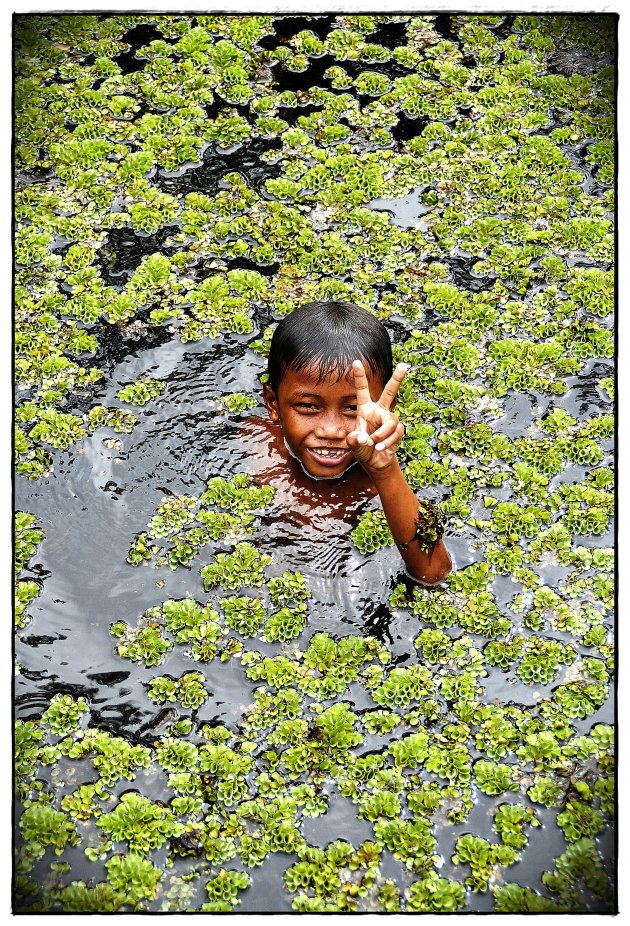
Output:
[255, 361, 451, 585]
[236, 360, 450, 583]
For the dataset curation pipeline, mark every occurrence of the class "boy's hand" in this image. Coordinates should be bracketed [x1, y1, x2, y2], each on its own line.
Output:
[347, 359, 407, 473]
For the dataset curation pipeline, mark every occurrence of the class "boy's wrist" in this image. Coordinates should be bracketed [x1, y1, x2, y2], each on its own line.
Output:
[366, 457, 405, 489]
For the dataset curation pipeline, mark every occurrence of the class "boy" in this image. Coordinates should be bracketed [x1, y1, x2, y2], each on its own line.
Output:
[259, 300, 451, 586]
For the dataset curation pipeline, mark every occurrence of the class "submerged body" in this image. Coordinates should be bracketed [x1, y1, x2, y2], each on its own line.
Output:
[260, 358, 452, 586]
[238, 365, 451, 588]
[239, 299, 453, 586]
[240, 411, 378, 525]
[237, 412, 412, 638]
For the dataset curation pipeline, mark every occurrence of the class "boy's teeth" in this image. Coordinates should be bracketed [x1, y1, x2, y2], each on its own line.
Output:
[314, 448, 344, 456]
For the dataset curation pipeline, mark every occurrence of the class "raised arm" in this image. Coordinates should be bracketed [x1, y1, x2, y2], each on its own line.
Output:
[346, 360, 452, 585]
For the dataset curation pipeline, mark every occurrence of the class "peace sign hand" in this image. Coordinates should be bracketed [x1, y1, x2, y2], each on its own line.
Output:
[346, 359, 408, 474]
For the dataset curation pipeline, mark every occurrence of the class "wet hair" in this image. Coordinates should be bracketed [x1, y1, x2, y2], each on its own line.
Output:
[267, 300, 393, 392]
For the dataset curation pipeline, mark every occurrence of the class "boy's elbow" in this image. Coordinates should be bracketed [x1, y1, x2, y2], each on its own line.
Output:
[416, 565, 451, 587]
[410, 547, 452, 586]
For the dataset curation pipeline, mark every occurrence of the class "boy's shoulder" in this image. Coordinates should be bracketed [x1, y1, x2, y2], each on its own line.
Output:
[238, 414, 289, 475]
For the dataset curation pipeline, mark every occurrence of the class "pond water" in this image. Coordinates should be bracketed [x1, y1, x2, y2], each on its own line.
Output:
[14, 12, 615, 914]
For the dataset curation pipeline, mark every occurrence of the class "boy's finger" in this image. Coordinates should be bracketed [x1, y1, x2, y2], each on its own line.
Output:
[348, 428, 373, 446]
[346, 430, 374, 462]
[368, 415, 400, 446]
[352, 359, 373, 407]
[374, 423, 404, 452]
[379, 363, 409, 410]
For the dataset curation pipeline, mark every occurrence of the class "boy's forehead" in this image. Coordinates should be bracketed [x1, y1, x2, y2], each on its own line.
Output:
[281, 361, 384, 393]
[291, 363, 354, 387]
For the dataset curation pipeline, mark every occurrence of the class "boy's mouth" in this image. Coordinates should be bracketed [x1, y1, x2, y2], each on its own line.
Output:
[307, 446, 353, 467]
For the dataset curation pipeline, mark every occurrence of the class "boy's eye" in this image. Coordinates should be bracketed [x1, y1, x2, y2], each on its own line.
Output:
[345, 405, 357, 413]
[296, 402, 318, 410]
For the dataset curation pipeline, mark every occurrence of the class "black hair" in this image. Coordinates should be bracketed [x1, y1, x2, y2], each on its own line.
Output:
[266, 300, 393, 392]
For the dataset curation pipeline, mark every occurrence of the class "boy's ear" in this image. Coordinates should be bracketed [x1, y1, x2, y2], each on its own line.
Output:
[263, 383, 280, 422]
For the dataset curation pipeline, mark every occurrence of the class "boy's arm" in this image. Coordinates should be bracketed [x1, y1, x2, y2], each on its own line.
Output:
[347, 360, 451, 585]
[369, 459, 452, 585]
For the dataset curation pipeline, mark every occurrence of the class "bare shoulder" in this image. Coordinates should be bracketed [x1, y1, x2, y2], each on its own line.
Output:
[237, 414, 290, 481]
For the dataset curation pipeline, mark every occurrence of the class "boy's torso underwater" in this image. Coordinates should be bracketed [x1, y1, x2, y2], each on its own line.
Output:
[235, 415, 404, 636]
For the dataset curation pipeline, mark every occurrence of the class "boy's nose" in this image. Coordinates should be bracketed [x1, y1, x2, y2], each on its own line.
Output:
[315, 412, 347, 438]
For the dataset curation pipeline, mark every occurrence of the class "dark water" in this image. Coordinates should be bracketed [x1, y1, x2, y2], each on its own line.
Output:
[15, 328, 471, 729]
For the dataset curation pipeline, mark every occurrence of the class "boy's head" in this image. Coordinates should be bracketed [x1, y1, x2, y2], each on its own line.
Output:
[266, 300, 393, 394]
[263, 301, 394, 478]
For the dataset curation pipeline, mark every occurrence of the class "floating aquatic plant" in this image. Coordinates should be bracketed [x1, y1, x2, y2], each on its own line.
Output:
[112, 622, 172, 667]
[405, 872, 466, 912]
[28, 409, 86, 451]
[14, 10, 615, 914]
[351, 509, 395, 554]
[452, 833, 519, 893]
[117, 376, 166, 407]
[201, 542, 272, 591]
[87, 406, 137, 434]
[148, 672, 207, 708]
[473, 760, 519, 796]
[221, 595, 266, 637]
[41, 694, 89, 735]
[105, 853, 163, 906]
[216, 392, 257, 415]
[19, 803, 79, 859]
[15, 511, 44, 629]
[98, 791, 184, 854]
[494, 803, 540, 849]
[127, 474, 274, 568]
[46, 881, 128, 913]
[202, 869, 251, 912]
[517, 637, 576, 686]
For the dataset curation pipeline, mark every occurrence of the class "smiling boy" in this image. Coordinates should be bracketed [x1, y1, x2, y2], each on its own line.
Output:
[260, 300, 451, 585]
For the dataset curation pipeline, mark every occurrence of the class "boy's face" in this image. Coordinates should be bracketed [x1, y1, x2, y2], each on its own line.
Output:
[263, 362, 386, 479]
